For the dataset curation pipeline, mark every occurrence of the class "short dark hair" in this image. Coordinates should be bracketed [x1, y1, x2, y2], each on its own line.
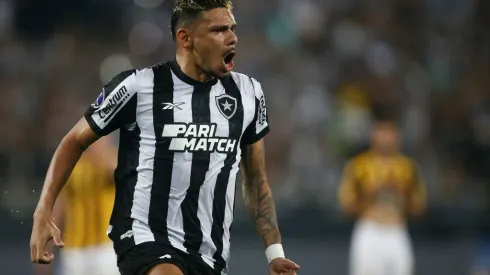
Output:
[171, 0, 233, 41]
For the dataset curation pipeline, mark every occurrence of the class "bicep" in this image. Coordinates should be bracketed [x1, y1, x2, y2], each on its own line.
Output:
[65, 117, 101, 151]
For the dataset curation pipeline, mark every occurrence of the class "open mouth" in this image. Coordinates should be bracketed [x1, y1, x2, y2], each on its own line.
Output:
[224, 51, 235, 65]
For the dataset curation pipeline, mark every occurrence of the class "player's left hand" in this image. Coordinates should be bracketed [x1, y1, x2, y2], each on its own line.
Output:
[269, 257, 300, 275]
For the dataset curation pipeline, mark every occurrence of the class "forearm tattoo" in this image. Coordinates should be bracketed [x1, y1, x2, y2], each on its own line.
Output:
[241, 141, 281, 248]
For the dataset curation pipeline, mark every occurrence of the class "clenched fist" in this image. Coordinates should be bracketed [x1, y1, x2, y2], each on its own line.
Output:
[269, 257, 300, 275]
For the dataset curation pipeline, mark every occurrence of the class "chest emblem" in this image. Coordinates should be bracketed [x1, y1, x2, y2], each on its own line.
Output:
[215, 94, 237, 120]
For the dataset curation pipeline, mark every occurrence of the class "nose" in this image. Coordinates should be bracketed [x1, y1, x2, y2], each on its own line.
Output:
[227, 31, 237, 46]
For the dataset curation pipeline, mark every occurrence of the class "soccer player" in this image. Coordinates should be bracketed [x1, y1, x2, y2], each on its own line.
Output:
[338, 120, 427, 275]
[29, 1, 300, 275]
[34, 136, 119, 275]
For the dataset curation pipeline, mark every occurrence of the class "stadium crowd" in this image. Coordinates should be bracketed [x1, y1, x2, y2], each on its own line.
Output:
[1, 0, 489, 236]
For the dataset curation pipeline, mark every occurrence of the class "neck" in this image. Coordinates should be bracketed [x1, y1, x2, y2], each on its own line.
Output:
[175, 52, 214, 83]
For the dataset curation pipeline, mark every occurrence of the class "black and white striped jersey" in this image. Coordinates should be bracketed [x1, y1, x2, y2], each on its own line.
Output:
[84, 60, 269, 274]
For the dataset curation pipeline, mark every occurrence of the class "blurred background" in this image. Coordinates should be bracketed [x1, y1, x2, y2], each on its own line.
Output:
[1, 0, 489, 274]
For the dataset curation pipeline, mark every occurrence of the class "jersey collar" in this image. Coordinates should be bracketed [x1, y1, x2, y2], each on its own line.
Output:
[167, 60, 219, 87]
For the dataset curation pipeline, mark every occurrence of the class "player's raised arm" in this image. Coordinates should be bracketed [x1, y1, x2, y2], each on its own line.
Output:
[30, 69, 138, 264]
[239, 77, 299, 275]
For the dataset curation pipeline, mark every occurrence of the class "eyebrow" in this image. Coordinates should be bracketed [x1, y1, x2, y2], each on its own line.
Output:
[209, 23, 237, 31]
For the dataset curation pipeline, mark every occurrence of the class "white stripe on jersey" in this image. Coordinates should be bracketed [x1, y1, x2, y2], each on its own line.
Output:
[166, 71, 193, 252]
[131, 68, 156, 244]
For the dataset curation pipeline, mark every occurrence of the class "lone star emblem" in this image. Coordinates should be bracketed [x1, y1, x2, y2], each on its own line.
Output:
[221, 100, 233, 111]
[215, 94, 237, 119]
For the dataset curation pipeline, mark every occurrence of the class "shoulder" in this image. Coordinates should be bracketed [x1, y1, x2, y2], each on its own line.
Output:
[229, 71, 264, 97]
[401, 155, 422, 173]
[230, 71, 261, 87]
[132, 63, 169, 80]
[104, 67, 143, 87]
[146, 61, 172, 73]
[106, 63, 166, 92]
[346, 152, 370, 171]
[117, 62, 173, 79]
[351, 151, 370, 163]
[392, 153, 415, 166]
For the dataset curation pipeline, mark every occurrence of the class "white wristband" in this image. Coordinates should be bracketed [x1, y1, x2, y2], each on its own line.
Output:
[265, 244, 285, 264]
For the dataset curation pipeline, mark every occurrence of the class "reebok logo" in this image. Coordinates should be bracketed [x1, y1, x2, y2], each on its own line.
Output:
[162, 102, 185, 110]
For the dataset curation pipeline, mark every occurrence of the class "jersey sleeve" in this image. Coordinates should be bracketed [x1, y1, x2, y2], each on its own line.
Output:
[84, 69, 137, 136]
[241, 77, 270, 146]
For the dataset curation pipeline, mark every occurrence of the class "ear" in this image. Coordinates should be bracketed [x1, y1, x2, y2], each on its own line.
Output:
[176, 28, 193, 50]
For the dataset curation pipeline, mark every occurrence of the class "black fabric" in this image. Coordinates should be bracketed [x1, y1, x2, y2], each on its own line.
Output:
[182, 84, 213, 253]
[118, 242, 220, 275]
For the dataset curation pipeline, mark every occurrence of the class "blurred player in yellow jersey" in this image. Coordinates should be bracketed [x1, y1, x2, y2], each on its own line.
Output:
[35, 136, 119, 275]
[338, 120, 427, 275]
